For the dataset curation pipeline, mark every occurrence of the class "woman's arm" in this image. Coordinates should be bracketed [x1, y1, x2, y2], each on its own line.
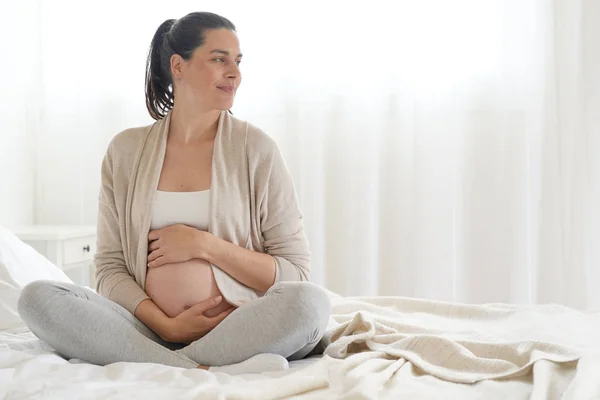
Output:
[200, 236, 276, 293]
[134, 299, 175, 341]
[96, 142, 180, 338]
[198, 138, 310, 292]
[95, 141, 152, 315]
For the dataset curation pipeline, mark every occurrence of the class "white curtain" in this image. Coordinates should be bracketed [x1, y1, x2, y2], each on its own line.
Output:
[4, 0, 599, 309]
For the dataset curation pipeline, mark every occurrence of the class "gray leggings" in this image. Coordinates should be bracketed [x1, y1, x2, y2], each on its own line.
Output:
[17, 280, 331, 368]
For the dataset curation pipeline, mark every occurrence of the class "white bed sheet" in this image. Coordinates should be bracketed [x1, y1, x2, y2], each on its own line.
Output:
[4, 294, 600, 400]
[0, 329, 325, 400]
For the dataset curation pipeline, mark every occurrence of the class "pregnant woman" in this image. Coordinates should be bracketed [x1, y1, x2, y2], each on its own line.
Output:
[17, 11, 331, 375]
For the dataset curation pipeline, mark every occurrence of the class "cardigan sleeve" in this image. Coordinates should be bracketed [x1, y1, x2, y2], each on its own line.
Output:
[258, 140, 311, 282]
[94, 141, 150, 314]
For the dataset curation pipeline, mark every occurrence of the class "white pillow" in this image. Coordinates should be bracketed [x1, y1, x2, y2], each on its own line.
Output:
[0, 225, 73, 331]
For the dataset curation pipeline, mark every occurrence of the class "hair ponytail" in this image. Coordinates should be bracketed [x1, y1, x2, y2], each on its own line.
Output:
[145, 19, 176, 120]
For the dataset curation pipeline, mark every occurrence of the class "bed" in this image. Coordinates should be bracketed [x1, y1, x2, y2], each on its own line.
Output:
[3, 226, 600, 399]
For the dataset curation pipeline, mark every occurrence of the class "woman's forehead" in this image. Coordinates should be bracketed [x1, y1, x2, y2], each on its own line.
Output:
[199, 29, 241, 54]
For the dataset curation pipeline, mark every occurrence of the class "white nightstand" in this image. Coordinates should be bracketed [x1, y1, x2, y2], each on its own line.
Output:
[11, 225, 97, 287]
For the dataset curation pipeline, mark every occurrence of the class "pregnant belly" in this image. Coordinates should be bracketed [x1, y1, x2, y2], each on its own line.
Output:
[145, 258, 234, 318]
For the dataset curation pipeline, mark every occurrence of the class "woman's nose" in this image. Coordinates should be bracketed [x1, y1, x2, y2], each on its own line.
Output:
[226, 64, 240, 79]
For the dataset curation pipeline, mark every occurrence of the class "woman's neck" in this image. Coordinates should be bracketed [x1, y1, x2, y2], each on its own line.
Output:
[169, 104, 221, 145]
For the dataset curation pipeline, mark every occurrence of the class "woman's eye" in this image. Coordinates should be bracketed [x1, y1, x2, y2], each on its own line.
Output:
[214, 58, 224, 62]
[236, 61, 242, 66]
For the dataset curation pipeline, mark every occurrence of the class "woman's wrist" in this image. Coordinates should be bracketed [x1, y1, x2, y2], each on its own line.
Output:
[158, 317, 178, 342]
[194, 230, 217, 260]
[135, 299, 178, 342]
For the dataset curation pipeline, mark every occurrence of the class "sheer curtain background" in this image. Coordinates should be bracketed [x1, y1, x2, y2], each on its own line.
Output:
[2, 0, 599, 309]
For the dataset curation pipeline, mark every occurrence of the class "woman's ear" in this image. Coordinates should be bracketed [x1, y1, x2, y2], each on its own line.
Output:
[170, 54, 184, 81]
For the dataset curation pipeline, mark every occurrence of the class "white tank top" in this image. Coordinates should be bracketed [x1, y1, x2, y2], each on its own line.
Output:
[150, 190, 210, 231]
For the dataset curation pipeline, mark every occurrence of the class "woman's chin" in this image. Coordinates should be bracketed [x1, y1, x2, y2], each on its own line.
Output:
[213, 96, 235, 111]
[218, 103, 234, 111]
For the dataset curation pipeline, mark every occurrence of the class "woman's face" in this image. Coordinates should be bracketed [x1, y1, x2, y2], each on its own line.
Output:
[172, 28, 242, 112]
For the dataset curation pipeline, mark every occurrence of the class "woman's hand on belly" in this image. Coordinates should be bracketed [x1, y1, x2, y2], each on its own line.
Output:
[200, 298, 237, 318]
[147, 224, 211, 268]
[145, 258, 234, 319]
[164, 296, 236, 344]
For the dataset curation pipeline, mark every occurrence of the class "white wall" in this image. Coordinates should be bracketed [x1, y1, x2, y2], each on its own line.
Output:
[34, 1, 165, 225]
[0, 130, 35, 227]
[0, 1, 41, 227]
